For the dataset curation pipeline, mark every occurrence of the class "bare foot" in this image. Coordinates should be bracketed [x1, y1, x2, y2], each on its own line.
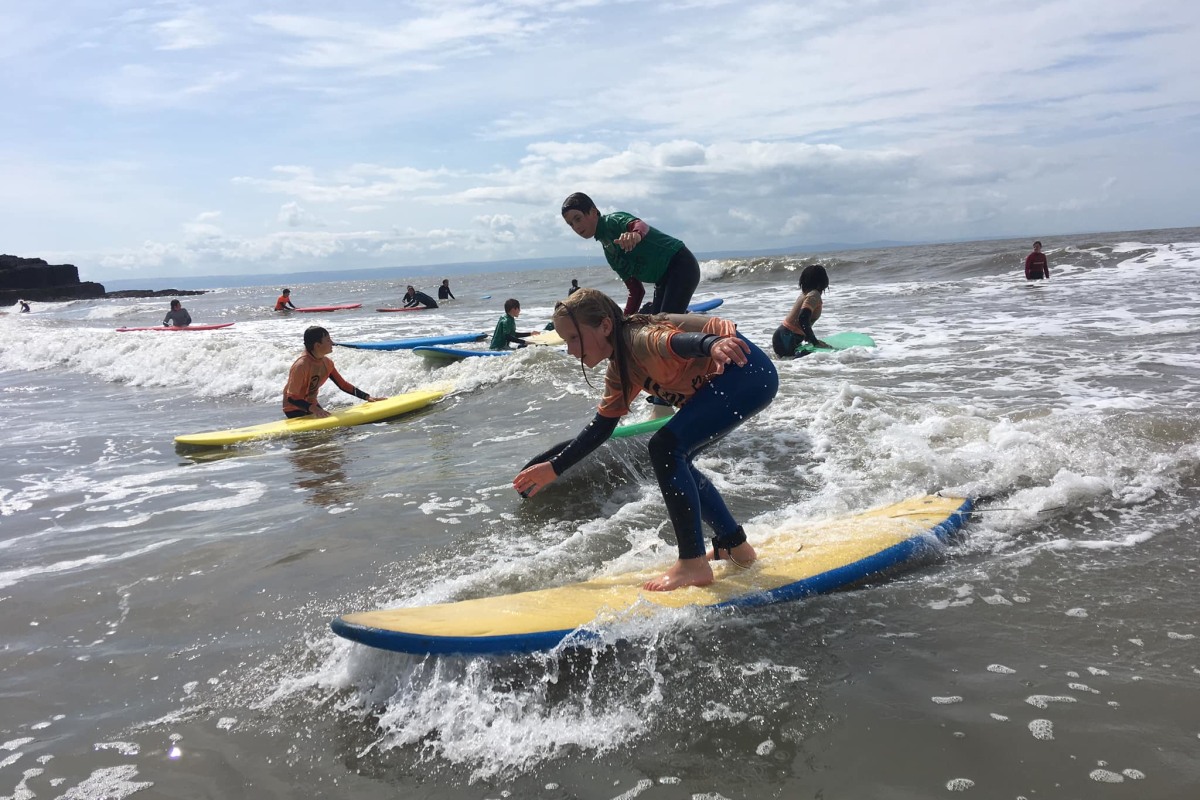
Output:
[643, 557, 713, 592]
[707, 541, 757, 568]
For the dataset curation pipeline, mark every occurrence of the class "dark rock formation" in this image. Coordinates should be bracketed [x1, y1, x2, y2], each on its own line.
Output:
[0, 254, 206, 304]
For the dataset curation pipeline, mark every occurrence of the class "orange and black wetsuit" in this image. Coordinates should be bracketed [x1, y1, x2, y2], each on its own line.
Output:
[282, 352, 368, 418]
[275, 295, 297, 311]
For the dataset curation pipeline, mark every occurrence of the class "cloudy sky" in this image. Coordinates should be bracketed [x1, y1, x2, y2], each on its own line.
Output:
[2, 0, 1196, 281]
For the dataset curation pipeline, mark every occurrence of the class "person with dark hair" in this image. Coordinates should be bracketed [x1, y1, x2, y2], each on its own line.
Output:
[162, 299, 192, 327]
[567, 279, 581, 296]
[1024, 241, 1050, 280]
[275, 288, 297, 311]
[513, 288, 779, 592]
[560, 192, 699, 316]
[18, 300, 30, 313]
[490, 298, 535, 350]
[402, 285, 439, 309]
[437, 279, 456, 300]
[282, 326, 384, 419]
[772, 264, 830, 357]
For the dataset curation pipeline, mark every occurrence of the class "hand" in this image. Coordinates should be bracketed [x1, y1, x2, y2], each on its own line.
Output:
[616, 231, 642, 252]
[708, 337, 750, 374]
[513, 462, 558, 498]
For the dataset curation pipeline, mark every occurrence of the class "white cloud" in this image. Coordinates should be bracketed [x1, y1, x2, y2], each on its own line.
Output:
[1, 0, 1196, 279]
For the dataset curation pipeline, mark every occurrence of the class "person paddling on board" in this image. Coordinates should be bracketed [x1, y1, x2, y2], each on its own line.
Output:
[402, 285, 439, 309]
[162, 299, 192, 328]
[772, 264, 829, 357]
[275, 288, 297, 311]
[513, 288, 779, 592]
[437, 279, 455, 301]
[1024, 241, 1050, 281]
[282, 326, 385, 419]
[490, 298, 535, 350]
[561, 192, 700, 316]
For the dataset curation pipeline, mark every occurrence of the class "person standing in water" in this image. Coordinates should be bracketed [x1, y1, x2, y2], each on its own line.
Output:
[772, 264, 829, 357]
[490, 298, 535, 350]
[437, 279, 456, 301]
[513, 288, 778, 592]
[275, 288, 297, 311]
[1024, 241, 1050, 281]
[282, 327, 385, 419]
[568, 279, 581, 296]
[560, 192, 700, 316]
[162, 299, 192, 327]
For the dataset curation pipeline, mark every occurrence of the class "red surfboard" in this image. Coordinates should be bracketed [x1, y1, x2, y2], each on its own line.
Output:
[290, 303, 363, 312]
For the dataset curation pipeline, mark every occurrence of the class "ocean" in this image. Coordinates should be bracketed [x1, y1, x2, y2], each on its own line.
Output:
[2, 228, 1198, 799]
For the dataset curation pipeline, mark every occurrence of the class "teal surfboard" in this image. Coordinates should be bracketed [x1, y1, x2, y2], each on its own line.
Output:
[796, 331, 876, 355]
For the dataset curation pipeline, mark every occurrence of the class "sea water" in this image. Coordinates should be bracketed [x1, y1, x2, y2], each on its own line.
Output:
[2, 228, 1198, 798]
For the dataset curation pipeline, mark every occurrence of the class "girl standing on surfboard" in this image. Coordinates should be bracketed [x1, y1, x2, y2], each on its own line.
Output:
[513, 289, 778, 592]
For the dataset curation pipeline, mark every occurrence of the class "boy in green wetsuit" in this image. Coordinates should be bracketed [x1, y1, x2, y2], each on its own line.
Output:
[490, 298, 534, 350]
[561, 192, 700, 316]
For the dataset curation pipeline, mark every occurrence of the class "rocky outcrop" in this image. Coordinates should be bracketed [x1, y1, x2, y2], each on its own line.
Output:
[0, 254, 105, 304]
[0, 254, 207, 304]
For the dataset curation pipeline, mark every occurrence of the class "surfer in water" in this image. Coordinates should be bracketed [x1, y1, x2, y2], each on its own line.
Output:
[513, 288, 778, 591]
[437, 279, 455, 301]
[1024, 241, 1050, 280]
[402, 285, 439, 309]
[162, 299, 192, 327]
[490, 298, 535, 350]
[282, 327, 385, 419]
[560, 192, 699, 316]
[772, 264, 829, 357]
[275, 288, 297, 311]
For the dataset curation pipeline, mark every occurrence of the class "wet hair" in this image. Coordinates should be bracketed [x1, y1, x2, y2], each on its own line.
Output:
[552, 288, 632, 392]
[169, 299, 181, 309]
[442, 279, 450, 285]
[1033, 241, 1042, 248]
[281, 288, 291, 295]
[571, 279, 579, 286]
[504, 298, 520, 313]
[406, 285, 415, 292]
[303, 326, 329, 356]
[561, 192, 597, 217]
[799, 264, 830, 293]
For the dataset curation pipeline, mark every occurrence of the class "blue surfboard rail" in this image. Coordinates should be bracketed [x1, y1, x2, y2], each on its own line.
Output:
[687, 298, 723, 313]
[337, 333, 487, 351]
[412, 346, 512, 360]
[330, 497, 974, 656]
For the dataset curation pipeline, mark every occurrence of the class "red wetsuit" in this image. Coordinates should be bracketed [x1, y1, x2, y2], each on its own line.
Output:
[1024, 251, 1049, 280]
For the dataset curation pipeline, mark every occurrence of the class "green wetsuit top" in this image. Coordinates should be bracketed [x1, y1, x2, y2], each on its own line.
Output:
[490, 313, 524, 350]
[594, 212, 684, 284]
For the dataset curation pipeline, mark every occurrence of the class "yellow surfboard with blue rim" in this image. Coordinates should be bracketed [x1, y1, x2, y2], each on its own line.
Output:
[331, 494, 973, 655]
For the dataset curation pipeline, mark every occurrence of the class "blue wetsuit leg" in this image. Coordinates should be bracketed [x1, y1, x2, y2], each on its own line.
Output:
[647, 335, 779, 559]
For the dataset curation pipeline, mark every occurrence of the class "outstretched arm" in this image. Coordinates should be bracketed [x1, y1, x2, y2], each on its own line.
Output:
[513, 413, 620, 497]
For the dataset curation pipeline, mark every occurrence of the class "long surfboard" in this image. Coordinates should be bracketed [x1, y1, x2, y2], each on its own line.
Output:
[174, 388, 446, 446]
[287, 303, 362, 313]
[795, 331, 875, 355]
[332, 495, 973, 655]
[116, 323, 235, 332]
[338, 333, 487, 351]
[376, 306, 431, 313]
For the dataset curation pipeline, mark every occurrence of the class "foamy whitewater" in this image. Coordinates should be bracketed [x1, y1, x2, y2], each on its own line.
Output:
[2, 227, 1198, 798]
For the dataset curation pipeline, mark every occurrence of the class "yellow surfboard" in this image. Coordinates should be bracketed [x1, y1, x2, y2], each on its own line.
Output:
[332, 494, 972, 655]
[524, 330, 564, 346]
[175, 388, 446, 446]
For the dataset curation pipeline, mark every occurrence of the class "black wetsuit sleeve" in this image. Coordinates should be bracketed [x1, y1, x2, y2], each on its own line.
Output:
[669, 332, 725, 358]
[797, 308, 819, 345]
[548, 413, 620, 476]
[288, 397, 312, 413]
